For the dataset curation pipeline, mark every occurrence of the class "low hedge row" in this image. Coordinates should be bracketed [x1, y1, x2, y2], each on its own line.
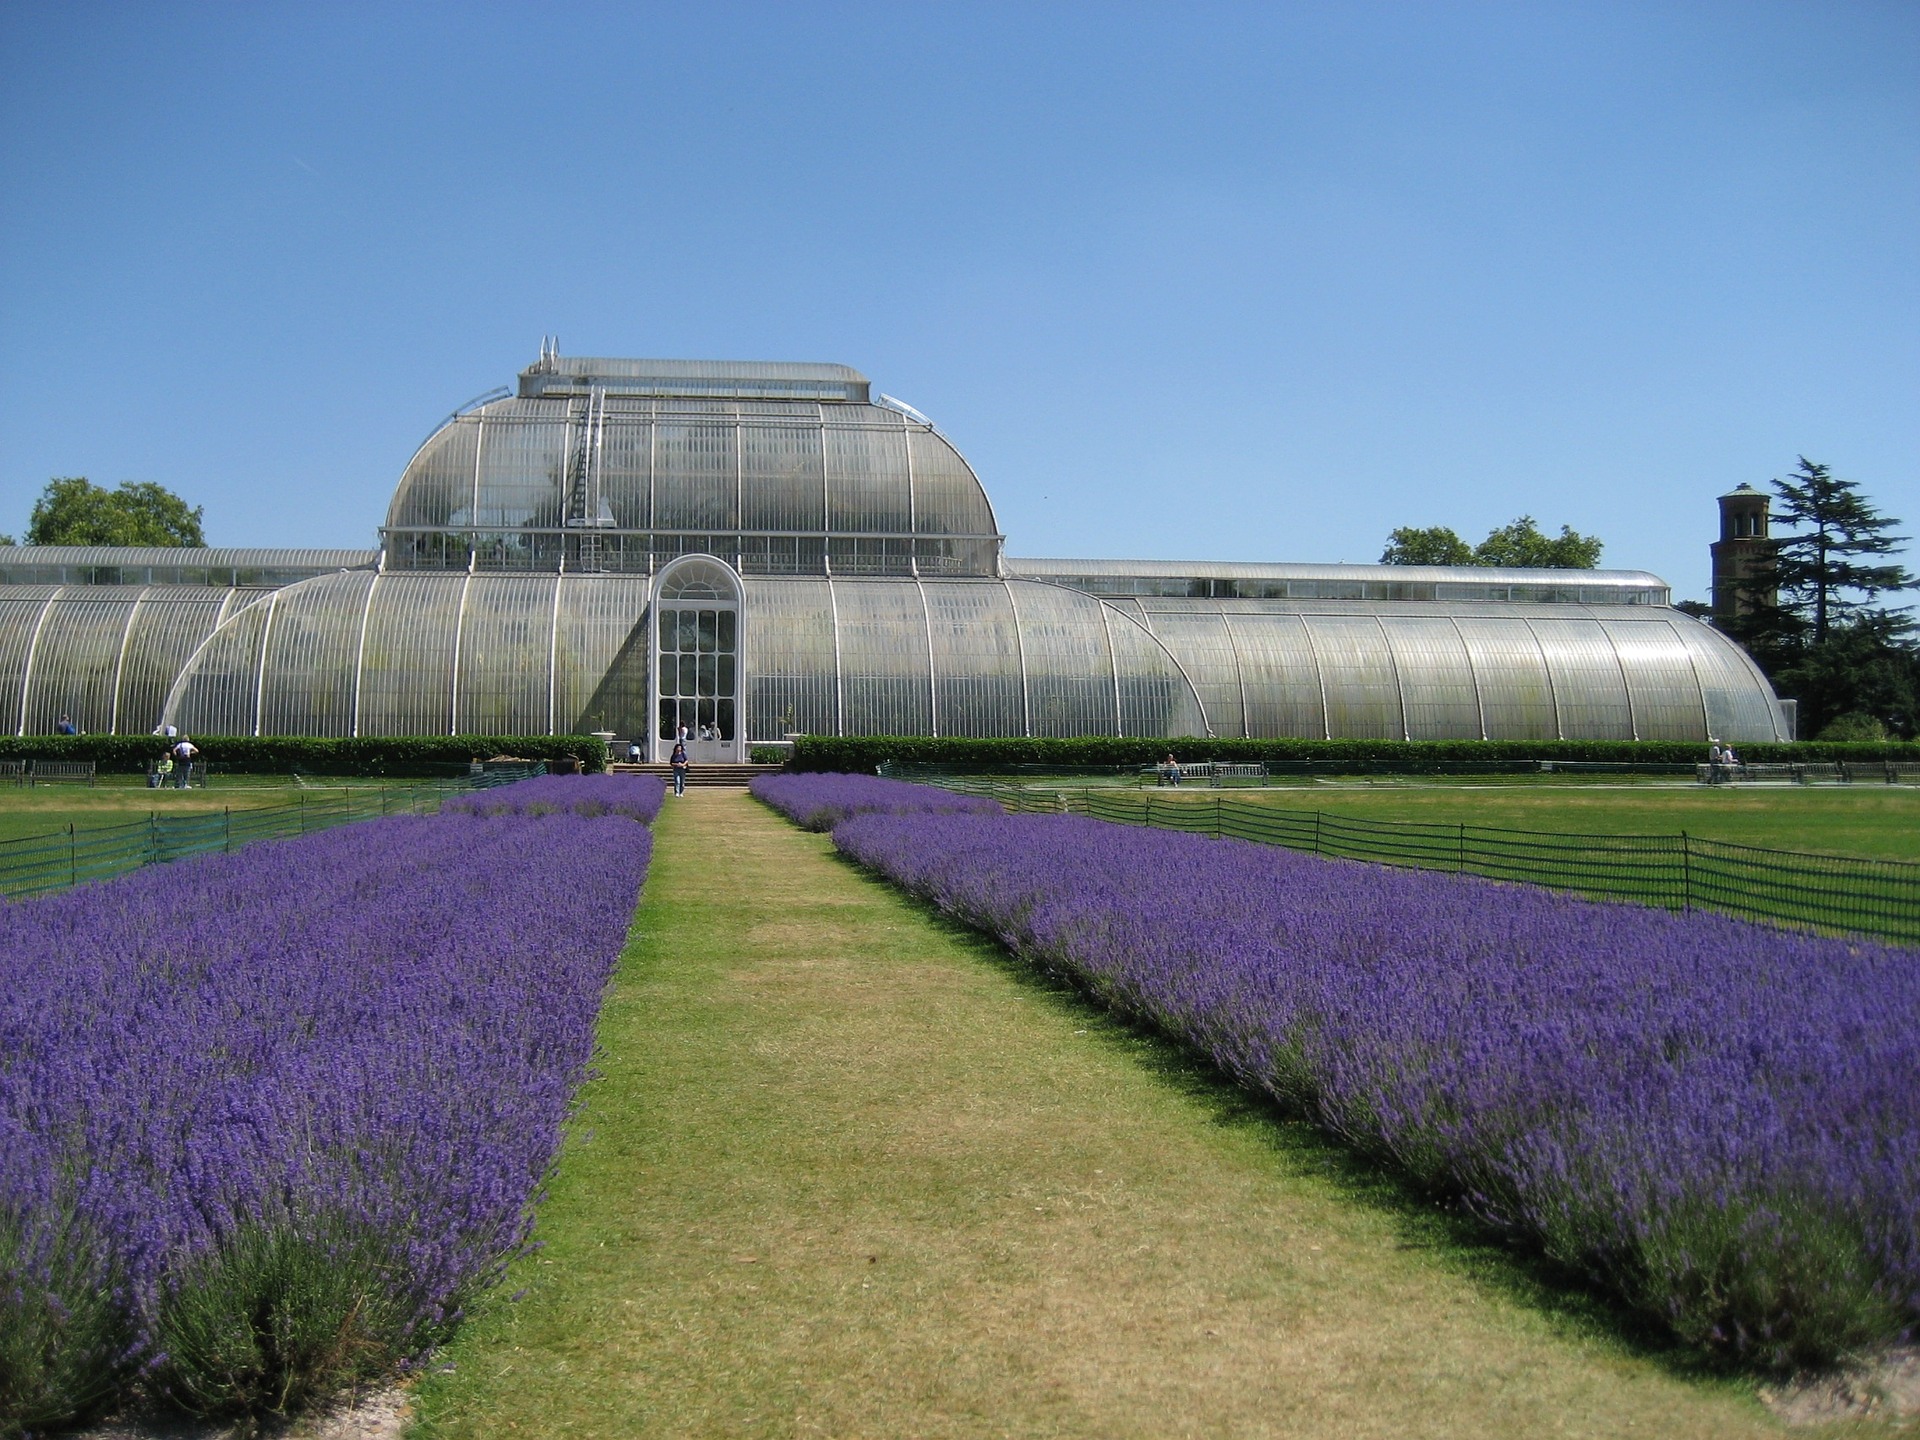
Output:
[787, 734, 1920, 774]
[0, 735, 610, 777]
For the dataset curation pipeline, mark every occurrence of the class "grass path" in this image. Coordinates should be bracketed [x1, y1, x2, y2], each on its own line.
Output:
[412, 789, 1817, 1439]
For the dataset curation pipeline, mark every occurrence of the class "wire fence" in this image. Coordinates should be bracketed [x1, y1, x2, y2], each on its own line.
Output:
[923, 780, 1920, 948]
[0, 768, 542, 901]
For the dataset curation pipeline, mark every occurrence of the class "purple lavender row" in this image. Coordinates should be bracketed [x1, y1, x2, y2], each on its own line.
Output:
[442, 771, 666, 824]
[830, 807, 1920, 1368]
[0, 809, 650, 1429]
[749, 772, 1001, 831]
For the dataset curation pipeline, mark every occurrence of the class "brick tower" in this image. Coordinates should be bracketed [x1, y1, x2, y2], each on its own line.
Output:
[1710, 483, 1778, 624]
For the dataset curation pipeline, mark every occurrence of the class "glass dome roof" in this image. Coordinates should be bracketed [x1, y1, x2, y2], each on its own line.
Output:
[381, 352, 1002, 580]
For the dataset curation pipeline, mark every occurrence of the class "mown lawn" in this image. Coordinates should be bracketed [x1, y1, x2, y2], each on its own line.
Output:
[0, 778, 297, 845]
[411, 789, 1830, 1439]
[1150, 782, 1920, 862]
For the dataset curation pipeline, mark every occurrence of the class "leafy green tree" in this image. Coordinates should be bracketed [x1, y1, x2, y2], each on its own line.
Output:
[1472, 515, 1604, 569]
[1380, 526, 1473, 565]
[1381, 516, 1603, 569]
[25, 478, 205, 547]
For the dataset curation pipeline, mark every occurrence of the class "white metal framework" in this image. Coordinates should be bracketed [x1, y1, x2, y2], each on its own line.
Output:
[0, 350, 1794, 743]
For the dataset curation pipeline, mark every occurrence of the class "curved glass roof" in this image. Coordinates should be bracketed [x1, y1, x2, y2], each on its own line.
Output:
[382, 361, 1002, 578]
[154, 570, 1787, 745]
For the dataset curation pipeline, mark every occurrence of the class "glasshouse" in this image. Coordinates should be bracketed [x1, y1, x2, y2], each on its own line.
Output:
[0, 349, 1791, 756]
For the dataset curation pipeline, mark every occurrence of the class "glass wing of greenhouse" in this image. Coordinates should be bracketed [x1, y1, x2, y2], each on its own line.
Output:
[0, 349, 1793, 752]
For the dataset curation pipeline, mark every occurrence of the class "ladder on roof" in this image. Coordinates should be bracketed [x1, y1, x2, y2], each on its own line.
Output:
[565, 387, 611, 573]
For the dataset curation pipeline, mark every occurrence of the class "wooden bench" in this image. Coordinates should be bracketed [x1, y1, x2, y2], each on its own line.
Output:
[1696, 761, 1845, 785]
[29, 760, 96, 786]
[1143, 761, 1270, 788]
[0, 758, 24, 786]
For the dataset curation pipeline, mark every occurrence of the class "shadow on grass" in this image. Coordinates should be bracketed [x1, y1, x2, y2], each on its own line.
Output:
[825, 847, 1752, 1394]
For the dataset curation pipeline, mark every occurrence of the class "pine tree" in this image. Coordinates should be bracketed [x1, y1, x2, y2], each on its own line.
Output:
[1768, 457, 1912, 645]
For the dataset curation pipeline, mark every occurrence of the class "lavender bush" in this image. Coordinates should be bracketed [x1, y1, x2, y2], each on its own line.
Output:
[442, 772, 666, 824]
[0, 810, 649, 1431]
[831, 809, 1920, 1369]
[749, 772, 1001, 831]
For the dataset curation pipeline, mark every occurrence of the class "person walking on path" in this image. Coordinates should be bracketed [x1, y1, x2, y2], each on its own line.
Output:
[670, 741, 689, 797]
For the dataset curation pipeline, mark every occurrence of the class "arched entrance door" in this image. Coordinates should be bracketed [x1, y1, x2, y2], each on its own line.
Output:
[650, 555, 745, 763]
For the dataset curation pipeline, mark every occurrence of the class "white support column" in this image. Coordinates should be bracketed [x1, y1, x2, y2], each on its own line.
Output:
[16, 588, 62, 736]
[449, 571, 475, 736]
[251, 591, 281, 737]
[350, 572, 381, 738]
[108, 589, 150, 734]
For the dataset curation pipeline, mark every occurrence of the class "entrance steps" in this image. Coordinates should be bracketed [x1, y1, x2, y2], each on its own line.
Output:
[608, 762, 785, 789]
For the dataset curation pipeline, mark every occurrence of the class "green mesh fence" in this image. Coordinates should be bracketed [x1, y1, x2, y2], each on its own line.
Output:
[929, 780, 1920, 947]
[0, 779, 493, 900]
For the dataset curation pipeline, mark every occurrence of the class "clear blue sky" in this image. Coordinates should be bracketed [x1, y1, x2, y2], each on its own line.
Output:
[2, 1, 1914, 601]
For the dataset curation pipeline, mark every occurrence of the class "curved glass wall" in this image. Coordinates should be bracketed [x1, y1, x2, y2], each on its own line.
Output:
[166, 573, 653, 738]
[161, 573, 1212, 741]
[1115, 598, 1789, 742]
[383, 396, 1003, 578]
[0, 584, 265, 736]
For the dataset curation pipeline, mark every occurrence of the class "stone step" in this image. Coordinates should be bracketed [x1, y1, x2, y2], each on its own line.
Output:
[608, 762, 786, 788]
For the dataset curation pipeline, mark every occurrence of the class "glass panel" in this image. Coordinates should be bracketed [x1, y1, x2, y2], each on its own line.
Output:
[1670, 617, 1786, 742]
[0, 588, 59, 734]
[1452, 619, 1558, 741]
[825, 421, 911, 534]
[1603, 617, 1706, 742]
[259, 573, 369, 736]
[23, 591, 140, 735]
[1379, 616, 1480, 740]
[1127, 608, 1242, 739]
[833, 579, 933, 736]
[718, 609, 736, 651]
[1303, 616, 1402, 739]
[167, 601, 272, 737]
[1222, 612, 1327, 740]
[742, 578, 835, 740]
[1007, 581, 1115, 737]
[652, 418, 738, 530]
[357, 575, 462, 736]
[1107, 606, 1207, 739]
[1529, 618, 1633, 740]
[455, 575, 556, 735]
[741, 419, 825, 532]
[908, 426, 996, 538]
[557, 576, 652, 737]
[116, 588, 234, 735]
[924, 581, 1024, 739]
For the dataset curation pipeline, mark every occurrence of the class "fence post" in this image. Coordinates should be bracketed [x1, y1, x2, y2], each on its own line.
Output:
[225, 808, 232, 854]
[1314, 810, 1323, 855]
[1458, 823, 1467, 874]
[1681, 831, 1692, 913]
[68, 822, 76, 889]
[1215, 795, 1222, 839]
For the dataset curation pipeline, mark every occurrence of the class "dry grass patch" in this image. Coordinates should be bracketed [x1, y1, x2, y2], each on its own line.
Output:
[411, 790, 1899, 1439]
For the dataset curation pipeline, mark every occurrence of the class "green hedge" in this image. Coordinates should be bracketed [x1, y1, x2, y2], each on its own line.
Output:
[0, 735, 610, 777]
[787, 734, 1920, 775]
